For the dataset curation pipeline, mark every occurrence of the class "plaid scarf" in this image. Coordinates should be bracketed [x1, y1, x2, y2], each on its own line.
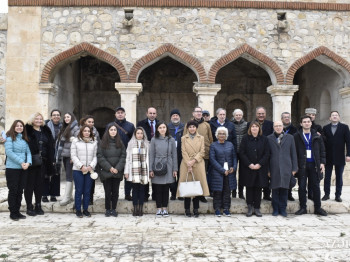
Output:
[131, 140, 148, 184]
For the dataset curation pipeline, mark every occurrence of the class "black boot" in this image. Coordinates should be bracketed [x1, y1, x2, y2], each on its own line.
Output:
[133, 205, 137, 216]
[26, 205, 36, 216]
[35, 203, 44, 215]
[246, 205, 253, 217]
[185, 209, 191, 217]
[139, 205, 143, 216]
[231, 190, 237, 198]
[193, 209, 199, 218]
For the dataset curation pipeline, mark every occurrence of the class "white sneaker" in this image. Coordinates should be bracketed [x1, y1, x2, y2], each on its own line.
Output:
[162, 210, 169, 217]
[156, 210, 162, 218]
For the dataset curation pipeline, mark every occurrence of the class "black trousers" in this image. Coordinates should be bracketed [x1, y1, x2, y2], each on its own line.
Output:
[43, 172, 60, 197]
[132, 183, 145, 206]
[6, 168, 27, 214]
[246, 186, 262, 209]
[298, 162, 321, 209]
[24, 166, 44, 207]
[213, 175, 231, 210]
[103, 178, 121, 210]
[184, 197, 200, 210]
[153, 183, 170, 208]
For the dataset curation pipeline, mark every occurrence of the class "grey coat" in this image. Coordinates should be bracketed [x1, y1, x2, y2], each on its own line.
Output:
[149, 136, 177, 184]
[267, 133, 298, 189]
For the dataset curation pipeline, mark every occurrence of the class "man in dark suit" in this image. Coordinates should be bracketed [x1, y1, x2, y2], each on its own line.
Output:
[137, 107, 159, 201]
[248, 106, 274, 201]
[322, 111, 350, 202]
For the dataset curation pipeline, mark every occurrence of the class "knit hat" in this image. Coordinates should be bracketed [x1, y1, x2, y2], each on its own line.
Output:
[305, 108, 317, 114]
[187, 120, 198, 129]
[170, 109, 181, 117]
[202, 110, 210, 116]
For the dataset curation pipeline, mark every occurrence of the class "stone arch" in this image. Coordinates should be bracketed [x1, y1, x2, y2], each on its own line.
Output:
[320, 90, 331, 120]
[208, 44, 284, 85]
[128, 43, 206, 83]
[40, 42, 128, 83]
[89, 107, 115, 135]
[226, 98, 248, 119]
[286, 46, 350, 85]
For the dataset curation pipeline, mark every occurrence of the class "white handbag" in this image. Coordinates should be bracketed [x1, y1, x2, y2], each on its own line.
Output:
[179, 171, 203, 198]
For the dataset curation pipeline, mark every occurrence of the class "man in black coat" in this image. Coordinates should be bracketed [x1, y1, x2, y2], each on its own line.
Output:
[294, 115, 327, 216]
[281, 111, 297, 201]
[322, 111, 350, 202]
[137, 107, 159, 201]
[168, 109, 185, 200]
[107, 107, 135, 201]
[248, 106, 273, 201]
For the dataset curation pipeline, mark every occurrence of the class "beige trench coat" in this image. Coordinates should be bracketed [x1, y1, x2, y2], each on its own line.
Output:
[177, 133, 210, 197]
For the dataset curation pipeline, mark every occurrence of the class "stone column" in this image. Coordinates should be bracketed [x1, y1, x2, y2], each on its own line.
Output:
[115, 83, 143, 126]
[267, 85, 299, 122]
[193, 83, 221, 117]
[339, 87, 350, 125]
[39, 83, 58, 119]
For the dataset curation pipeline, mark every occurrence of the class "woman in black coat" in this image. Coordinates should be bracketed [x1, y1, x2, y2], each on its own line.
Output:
[97, 123, 126, 217]
[239, 121, 269, 217]
[25, 112, 55, 216]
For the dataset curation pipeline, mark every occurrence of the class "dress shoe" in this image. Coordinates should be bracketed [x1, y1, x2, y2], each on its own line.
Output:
[288, 195, 295, 201]
[83, 210, 91, 217]
[110, 209, 118, 217]
[16, 212, 26, 219]
[335, 197, 342, 202]
[321, 195, 329, 201]
[177, 197, 184, 201]
[254, 208, 262, 217]
[42, 196, 49, 202]
[198, 196, 207, 203]
[125, 195, 132, 201]
[76, 210, 83, 218]
[263, 195, 272, 201]
[10, 213, 19, 221]
[280, 210, 288, 217]
[185, 209, 191, 217]
[246, 205, 253, 217]
[35, 203, 44, 215]
[26, 207, 37, 216]
[170, 195, 176, 200]
[272, 210, 279, 216]
[315, 208, 327, 216]
[295, 208, 307, 215]
[105, 210, 111, 217]
[193, 209, 199, 218]
[50, 196, 57, 202]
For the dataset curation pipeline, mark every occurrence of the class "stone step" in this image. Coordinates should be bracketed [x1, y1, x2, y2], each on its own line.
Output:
[0, 197, 348, 215]
[0, 177, 5, 187]
[0, 169, 5, 178]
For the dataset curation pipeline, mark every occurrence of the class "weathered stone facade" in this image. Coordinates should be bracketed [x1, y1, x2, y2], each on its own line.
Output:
[0, 14, 7, 131]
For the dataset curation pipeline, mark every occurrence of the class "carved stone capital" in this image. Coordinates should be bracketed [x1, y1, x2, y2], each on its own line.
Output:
[267, 85, 299, 97]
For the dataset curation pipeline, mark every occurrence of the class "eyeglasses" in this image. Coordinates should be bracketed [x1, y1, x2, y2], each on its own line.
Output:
[194, 111, 202, 113]
[52, 114, 60, 117]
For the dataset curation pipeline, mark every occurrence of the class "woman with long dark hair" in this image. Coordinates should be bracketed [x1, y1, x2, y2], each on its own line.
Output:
[5, 120, 32, 220]
[125, 127, 149, 216]
[71, 125, 98, 218]
[97, 123, 126, 217]
[149, 121, 177, 217]
[25, 112, 55, 216]
[56, 113, 80, 206]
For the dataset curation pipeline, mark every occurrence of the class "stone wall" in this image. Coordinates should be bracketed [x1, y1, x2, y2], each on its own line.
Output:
[0, 14, 7, 172]
[40, 7, 350, 80]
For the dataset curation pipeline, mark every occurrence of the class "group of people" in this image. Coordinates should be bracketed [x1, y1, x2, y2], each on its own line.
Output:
[2, 104, 350, 220]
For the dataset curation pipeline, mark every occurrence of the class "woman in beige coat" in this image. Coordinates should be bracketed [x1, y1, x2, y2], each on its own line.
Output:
[177, 120, 209, 217]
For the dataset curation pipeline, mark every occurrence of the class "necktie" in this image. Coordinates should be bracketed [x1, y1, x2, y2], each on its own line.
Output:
[150, 121, 154, 137]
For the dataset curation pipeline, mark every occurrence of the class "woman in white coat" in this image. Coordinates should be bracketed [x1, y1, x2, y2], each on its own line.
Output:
[71, 125, 98, 218]
[124, 127, 149, 216]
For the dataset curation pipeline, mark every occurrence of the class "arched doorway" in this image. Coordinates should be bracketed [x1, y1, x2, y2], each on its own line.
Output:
[214, 57, 273, 122]
[137, 56, 197, 122]
[52, 55, 121, 136]
[226, 99, 248, 120]
[291, 60, 343, 126]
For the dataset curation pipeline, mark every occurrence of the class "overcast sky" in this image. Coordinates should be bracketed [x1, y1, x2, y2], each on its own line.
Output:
[0, 1, 8, 13]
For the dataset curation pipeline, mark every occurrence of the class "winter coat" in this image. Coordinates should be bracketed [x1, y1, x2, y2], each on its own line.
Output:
[267, 133, 298, 189]
[124, 137, 150, 184]
[137, 118, 159, 141]
[232, 118, 248, 152]
[209, 140, 237, 191]
[73, 126, 100, 144]
[25, 124, 55, 176]
[168, 122, 185, 169]
[323, 122, 350, 166]
[209, 117, 237, 151]
[55, 120, 80, 162]
[283, 124, 297, 135]
[183, 119, 213, 159]
[5, 134, 32, 169]
[239, 134, 270, 187]
[97, 138, 126, 181]
[70, 137, 98, 171]
[149, 136, 177, 184]
[177, 133, 209, 197]
[293, 129, 326, 180]
[106, 119, 135, 148]
[247, 119, 274, 137]
[46, 119, 62, 141]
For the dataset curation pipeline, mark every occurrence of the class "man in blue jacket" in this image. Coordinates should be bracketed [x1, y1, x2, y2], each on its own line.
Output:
[322, 111, 350, 202]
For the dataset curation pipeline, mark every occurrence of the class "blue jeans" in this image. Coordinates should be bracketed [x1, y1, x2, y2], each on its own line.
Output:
[272, 188, 288, 213]
[324, 164, 344, 198]
[73, 171, 93, 211]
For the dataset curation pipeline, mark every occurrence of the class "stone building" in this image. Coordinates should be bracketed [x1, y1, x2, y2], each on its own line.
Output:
[1, 0, 350, 172]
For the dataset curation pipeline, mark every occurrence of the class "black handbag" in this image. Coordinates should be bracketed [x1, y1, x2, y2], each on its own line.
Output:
[153, 139, 169, 176]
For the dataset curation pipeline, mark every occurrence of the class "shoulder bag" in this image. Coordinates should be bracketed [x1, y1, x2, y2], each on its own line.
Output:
[153, 138, 169, 176]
